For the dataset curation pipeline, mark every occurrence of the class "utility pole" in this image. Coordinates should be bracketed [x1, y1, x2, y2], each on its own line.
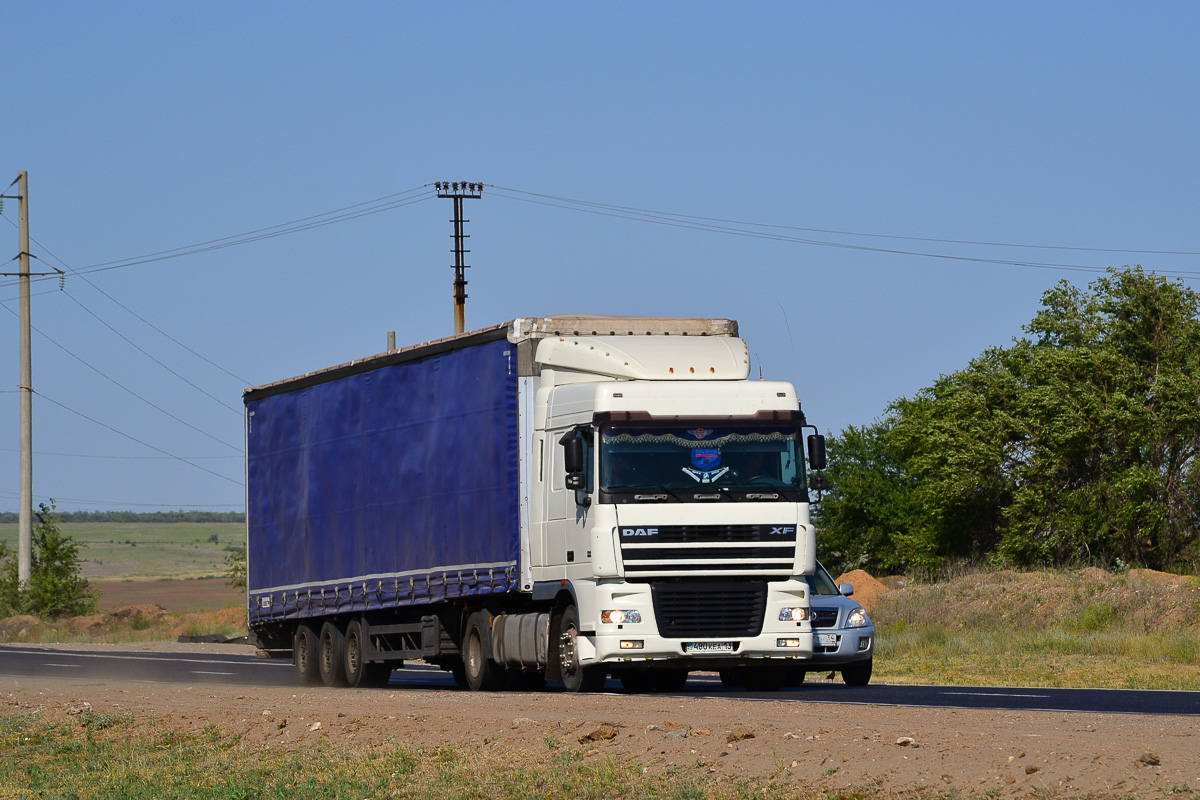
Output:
[434, 182, 482, 335]
[0, 173, 33, 588]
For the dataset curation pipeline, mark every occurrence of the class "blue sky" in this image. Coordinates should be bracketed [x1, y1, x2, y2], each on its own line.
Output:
[1, 4, 1198, 512]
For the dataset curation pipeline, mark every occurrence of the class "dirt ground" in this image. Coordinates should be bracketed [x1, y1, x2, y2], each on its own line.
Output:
[90, 577, 242, 613]
[3, 643, 1197, 798]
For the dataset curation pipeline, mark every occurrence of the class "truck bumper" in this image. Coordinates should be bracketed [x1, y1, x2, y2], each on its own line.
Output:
[577, 578, 814, 666]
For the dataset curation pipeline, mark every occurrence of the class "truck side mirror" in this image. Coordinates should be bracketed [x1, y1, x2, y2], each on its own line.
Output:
[806, 434, 827, 471]
[561, 433, 584, 474]
[808, 473, 828, 492]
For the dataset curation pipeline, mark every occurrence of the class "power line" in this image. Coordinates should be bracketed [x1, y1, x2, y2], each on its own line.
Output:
[0, 187, 435, 288]
[0, 300, 242, 453]
[486, 186, 1200, 278]
[0, 446, 239, 460]
[0, 489, 242, 509]
[5, 219, 253, 386]
[490, 186, 1200, 257]
[61, 290, 242, 416]
[32, 391, 244, 487]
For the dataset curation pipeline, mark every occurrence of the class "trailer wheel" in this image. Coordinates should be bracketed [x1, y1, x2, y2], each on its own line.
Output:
[463, 612, 505, 691]
[294, 623, 321, 686]
[558, 605, 607, 693]
[343, 619, 368, 688]
[319, 621, 348, 687]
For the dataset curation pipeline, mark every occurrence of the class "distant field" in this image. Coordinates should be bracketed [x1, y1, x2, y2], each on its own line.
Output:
[0, 522, 244, 580]
[91, 577, 243, 613]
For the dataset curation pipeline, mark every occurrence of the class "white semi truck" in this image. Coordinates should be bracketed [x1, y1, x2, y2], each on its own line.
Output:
[245, 315, 826, 692]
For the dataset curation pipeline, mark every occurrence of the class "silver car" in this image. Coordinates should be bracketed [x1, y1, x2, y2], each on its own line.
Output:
[802, 561, 874, 685]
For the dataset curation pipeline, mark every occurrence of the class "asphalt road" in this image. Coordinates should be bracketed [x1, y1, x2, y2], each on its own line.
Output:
[2, 644, 1198, 716]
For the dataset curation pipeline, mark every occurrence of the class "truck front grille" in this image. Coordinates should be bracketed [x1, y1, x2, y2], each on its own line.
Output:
[620, 524, 795, 578]
[650, 580, 767, 638]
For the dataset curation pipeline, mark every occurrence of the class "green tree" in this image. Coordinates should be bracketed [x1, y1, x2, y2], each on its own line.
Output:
[813, 420, 924, 575]
[224, 546, 246, 590]
[816, 267, 1200, 573]
[997, 268, 1200, 567]
[0, 501, 98, 619]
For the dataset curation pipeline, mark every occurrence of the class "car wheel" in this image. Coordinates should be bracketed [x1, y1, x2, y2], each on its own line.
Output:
[842, 658, 872, 686]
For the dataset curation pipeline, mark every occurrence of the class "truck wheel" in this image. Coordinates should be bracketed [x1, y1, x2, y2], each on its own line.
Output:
[655, 668, 689, 692]
[294, 623, 321, 686]
[343, 619, 368, 688]
[718, 668, 747, 689]
[449, 659, 469, 688]
[319, 621, 348, 687]
[842, 658, 872, 686]
[363, 663, 393, 687]
[744, 665, 786, 692]
[463, 612, 505, 691]
[558, 605, 607, 693]
[618, 670, 656, 693]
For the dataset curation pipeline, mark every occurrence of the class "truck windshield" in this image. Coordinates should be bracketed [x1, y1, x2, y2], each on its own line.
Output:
[599, 423, 807, 501]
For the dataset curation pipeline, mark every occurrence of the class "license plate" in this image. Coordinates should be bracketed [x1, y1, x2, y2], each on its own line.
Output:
[816, 633, 839, 647]
[685, 641, 735, 654]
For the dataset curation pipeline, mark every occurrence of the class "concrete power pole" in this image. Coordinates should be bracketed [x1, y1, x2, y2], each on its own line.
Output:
[6, 172, 33, 588]
[435, 182, 483, 335]
[2, 175, 73, 589]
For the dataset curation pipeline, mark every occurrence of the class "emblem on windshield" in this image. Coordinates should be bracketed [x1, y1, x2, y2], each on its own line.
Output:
[683, 466, 730, 483]
[688, 428, 714, 439]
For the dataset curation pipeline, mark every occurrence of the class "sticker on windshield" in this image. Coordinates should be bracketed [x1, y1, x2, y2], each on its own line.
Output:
[690, 448, 721, 469]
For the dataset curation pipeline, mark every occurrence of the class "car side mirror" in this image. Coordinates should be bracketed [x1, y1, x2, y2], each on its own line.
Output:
[838, 583, 854, 597]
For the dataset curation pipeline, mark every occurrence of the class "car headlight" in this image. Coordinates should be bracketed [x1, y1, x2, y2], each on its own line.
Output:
[601, 609, 642, 624]
[778, 607, 809, 622]
[846, 607, 870, 628]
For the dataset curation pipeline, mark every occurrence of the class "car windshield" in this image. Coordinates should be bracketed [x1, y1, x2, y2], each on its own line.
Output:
[599, 423, 805, 493]
[807, 562, 841, 596]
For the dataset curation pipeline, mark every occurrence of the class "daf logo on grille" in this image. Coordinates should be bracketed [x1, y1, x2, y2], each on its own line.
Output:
[770, 526, 796, 536]
[621, 528, 659, 537]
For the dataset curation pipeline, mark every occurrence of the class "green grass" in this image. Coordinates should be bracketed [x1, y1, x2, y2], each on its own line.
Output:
[0, 711, 857, 800]
[868, 568, 1200, 690]
[0, 522, 243, 580]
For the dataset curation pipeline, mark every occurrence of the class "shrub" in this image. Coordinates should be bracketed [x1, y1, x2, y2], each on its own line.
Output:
[0, 501, 98, 619]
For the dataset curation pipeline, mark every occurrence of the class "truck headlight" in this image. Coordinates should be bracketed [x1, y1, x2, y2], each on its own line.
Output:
[846, 607, 869, 628]
[778, 607, 809, 622]
[601, 609, 642, 624]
